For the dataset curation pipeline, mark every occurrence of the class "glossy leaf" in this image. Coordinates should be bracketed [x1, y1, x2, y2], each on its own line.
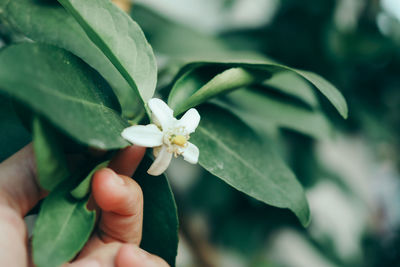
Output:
[57, 0, 157, 108]
[0, 0, 142, 118]
[190, 104, 311, 226]
[135, 156, 179, 266]
[70, 160, 109, 199]
[33, 179, 96, 267]
[263, 71, 319, 108]
[33, 116, 70, 191]
[170, 67, 266, 115]
[216, 88, 333, 139]
[168, 61, 348, 118]
[0, 43, 130, 149]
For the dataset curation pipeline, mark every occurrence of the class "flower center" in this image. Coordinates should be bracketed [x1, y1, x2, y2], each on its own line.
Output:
[163, 126, 190, 157]
[171, 135, 187, 147]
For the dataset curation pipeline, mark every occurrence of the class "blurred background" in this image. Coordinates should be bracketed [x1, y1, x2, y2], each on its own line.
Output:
[2, 0, 400, 266]
[130, 0, 400, 266]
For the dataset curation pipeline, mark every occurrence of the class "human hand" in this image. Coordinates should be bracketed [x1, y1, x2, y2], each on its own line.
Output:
[0, 144, 169, 267]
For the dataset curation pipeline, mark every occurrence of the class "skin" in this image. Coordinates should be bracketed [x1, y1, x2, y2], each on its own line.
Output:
[0, 144, 169, 267]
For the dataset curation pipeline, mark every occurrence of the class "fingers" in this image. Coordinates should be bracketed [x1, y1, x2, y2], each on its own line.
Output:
[92, 168, 143, 244]
[108, 145, 146, 177]
[0, 144, 45, 216]
[67, 243, 169, 267]
[116, 244, 169, 267]
[0, 206, 28, 267]
[65, 239, 121, 267]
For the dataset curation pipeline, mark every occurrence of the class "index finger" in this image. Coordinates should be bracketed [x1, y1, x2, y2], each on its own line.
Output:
[108, 146, 146, 177]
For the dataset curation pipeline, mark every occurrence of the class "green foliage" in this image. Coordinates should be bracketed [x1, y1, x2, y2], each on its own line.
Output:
[33, 116, 70, 191]
[135, 156, 179, 266]
[70, 160, 109, 199]
[169, 67, 264, 115]
[0, 0, 353, 265]
[191, 104, 310, 226]
[0, 0, 140, 118]
[33, 179, 96, 267]
[57, 0, 157, 110]
[168, 61, 348, 119]
[0, 43, 129, 149]
[216, 88, 333, 139]
[0, 96, 30, 162]
[263, 71, 319, 108]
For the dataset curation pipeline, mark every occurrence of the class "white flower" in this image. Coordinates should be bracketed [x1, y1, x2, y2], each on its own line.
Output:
[121, 98, 200, 176]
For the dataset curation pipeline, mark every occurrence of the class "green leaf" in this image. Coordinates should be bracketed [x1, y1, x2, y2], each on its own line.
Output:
[170, 67, 266, 115]
[70, 160, 109, 199]
[0, 43, 130, 149]
[33, 116, 70, 191]
[215, 88, 333, 139]
[0, 0, 141, 118]
[135, 156, 179, 266]
[57, 0, 157, 108]
[168, 61, 348, 118]
[33, 179, 96, 267]
[0, 95, 31, 162]
[263, 71, 319, 108]
[191, 104, 311, 226]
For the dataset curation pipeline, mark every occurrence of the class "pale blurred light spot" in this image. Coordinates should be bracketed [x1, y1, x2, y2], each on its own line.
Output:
[334, 0, 365, 32]
[134, 0, 279, 33]
[167, 157, 201, 193]
[382, 0, 400, 21]
[317, 135, 400, 256]
[267, 229, 337, 267]
[307, 181, 365, 260]
[377, 12, 393, 36]
[176, 234, 195, 267]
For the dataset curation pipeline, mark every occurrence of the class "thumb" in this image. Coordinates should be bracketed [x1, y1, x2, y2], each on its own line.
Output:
[0, 144, 45, 216]
[0, 144, 44, 267]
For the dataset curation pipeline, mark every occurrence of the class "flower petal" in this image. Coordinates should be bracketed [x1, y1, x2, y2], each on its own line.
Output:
[182, 142, 199, 164]
[153, 146, 162, 158]
[121, 124, 163, 147]
[177, 108, 200, 134]
[147, 145, 173, 176]
[148, 98, 175, 130]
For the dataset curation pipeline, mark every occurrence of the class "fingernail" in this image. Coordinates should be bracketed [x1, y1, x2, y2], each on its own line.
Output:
[105, 168, 125, 185]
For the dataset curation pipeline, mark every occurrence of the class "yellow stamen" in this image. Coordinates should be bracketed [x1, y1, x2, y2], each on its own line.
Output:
[171, 135, 187, 147]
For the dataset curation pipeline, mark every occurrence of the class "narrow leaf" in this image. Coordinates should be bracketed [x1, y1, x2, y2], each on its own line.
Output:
[171, 67, 265, 115]
[263, 71, 319, 108]
[215, 88, 333, 139]
[70, 160, 109, 199]
[33, 179, 96, 267]
[0, 0, 141, 118]
[33, 116, 70, 191]
[294, 69, 348, 117]
[191, 104, 311, 226]
[135, 156, 179, 266]
[57, 0, 157, 106]
[0, 43, 129, 149]
[168, 61, 348, 118]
